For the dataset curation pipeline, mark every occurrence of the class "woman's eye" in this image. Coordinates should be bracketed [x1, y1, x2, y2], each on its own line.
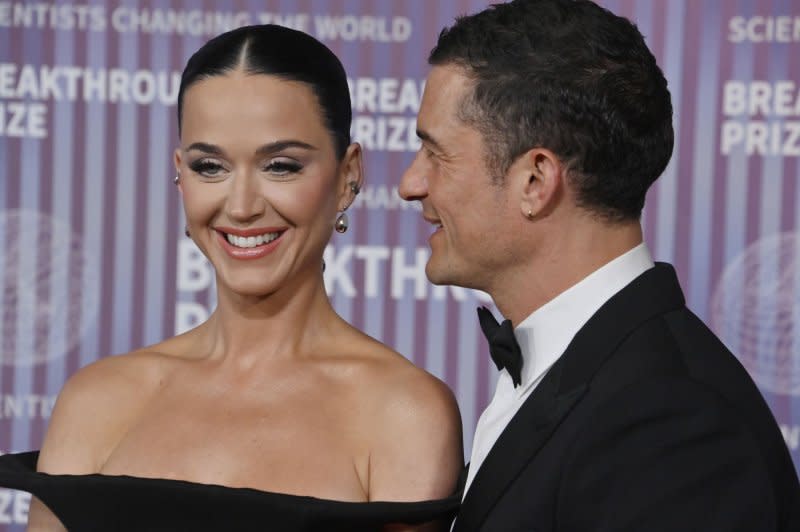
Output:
[189, 159, 226, 177]
[265, 160, 303, 175]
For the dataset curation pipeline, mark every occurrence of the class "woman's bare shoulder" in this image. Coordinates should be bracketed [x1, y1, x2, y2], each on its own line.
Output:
[344, 334, 455, 407]
[369, 347, 461, 452]
[333, 330, 459, 422]
[36, 344, 182, 474]
[339, 334, 464, 501]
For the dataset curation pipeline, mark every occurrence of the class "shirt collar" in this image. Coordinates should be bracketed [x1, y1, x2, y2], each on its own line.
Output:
[511, 243, 655, 397]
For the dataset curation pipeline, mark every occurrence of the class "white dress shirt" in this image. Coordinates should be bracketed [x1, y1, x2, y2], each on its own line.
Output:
[463, 243, 655, 496]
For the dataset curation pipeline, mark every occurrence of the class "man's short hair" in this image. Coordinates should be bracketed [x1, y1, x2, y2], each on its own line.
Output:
[429, 0, 674, 221]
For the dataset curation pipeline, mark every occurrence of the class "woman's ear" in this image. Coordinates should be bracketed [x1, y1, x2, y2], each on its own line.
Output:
[337, 142, 364, 211]
[173, 149, 184, 196]
[515, 148, 564, 221]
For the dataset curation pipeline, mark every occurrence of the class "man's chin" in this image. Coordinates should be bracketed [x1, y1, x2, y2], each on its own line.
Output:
[425, 260, 473, 289]
[424, 260, 449, 286]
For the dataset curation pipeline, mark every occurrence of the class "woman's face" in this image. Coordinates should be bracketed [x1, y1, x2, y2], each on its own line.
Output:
[175, 71, 360, 297]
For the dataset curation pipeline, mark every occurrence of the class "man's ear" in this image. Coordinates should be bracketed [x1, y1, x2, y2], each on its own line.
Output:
[512, 148, 564, 220]
[337, 143, 364, 211]
[173, 148, 184, 196]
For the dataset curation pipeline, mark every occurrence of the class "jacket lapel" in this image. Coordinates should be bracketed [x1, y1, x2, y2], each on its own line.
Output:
[454, 263, 686, 531]
[455, 358, 586, 531]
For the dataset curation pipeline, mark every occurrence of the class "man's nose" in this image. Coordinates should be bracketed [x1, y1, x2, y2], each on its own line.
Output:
[398, 151, 428, 202]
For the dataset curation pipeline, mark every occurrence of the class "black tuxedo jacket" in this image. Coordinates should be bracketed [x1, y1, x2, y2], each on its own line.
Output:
[454, 263, 800, 532]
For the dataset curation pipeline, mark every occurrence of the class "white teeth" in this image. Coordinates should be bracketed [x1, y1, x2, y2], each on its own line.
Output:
[225, 231, 280, 248]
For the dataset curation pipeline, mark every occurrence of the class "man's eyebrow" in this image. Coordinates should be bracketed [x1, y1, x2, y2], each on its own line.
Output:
[416, 129, 444, 152]
[185, 140, 318, 156]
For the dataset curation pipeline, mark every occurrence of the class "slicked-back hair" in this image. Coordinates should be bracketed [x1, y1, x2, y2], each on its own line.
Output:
[429, 0, 674, 221]
[178, 24, 352, 159]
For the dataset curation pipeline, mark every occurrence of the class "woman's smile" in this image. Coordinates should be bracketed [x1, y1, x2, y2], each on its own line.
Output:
[215, 227, 287, 260]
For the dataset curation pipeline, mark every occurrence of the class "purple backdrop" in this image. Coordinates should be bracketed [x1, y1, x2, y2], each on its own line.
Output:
[1, 0, 799, 528]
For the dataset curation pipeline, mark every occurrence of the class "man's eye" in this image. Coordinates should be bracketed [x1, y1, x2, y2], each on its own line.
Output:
[423, 146, 438, 161]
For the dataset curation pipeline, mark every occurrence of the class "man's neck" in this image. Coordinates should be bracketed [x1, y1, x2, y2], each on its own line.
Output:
[491, 220, 644, 325]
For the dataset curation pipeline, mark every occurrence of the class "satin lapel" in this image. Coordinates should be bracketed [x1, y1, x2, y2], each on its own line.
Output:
[454, 263, 686, 532]
[555, 263, 685, 392]
[455, 358, 586, 532]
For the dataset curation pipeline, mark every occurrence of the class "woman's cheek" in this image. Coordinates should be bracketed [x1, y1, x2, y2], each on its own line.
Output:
[182, 184, 221, 220]
[271, 185, 335, 225]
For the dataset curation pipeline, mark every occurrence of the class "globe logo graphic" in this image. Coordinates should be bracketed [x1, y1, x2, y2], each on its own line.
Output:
[0, 209, 99, 366]
[710, 232, 800, 396]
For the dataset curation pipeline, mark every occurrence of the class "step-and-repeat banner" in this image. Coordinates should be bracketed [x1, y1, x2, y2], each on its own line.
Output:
[1, 0, 799, 527]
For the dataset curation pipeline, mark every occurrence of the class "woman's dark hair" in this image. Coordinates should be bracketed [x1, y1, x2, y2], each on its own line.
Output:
[177, 24, 352, 159]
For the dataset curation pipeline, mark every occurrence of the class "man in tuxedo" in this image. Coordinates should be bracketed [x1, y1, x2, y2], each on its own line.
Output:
[399, 0, 800, 530]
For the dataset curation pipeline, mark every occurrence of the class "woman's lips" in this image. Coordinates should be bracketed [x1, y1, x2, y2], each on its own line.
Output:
[215, 228, 285, 260]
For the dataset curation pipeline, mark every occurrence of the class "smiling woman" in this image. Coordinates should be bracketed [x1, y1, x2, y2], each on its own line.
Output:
[0, 24, 463, 532]
[176, 72, 349, 288]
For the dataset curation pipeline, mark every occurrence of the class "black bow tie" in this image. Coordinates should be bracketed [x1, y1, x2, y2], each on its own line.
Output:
[477, 306, 523, 387]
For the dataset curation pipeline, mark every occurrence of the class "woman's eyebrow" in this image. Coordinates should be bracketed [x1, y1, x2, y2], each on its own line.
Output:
[255, 140, 318, 155]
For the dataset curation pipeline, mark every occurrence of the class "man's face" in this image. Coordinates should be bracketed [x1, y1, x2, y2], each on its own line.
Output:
[399, 65, 515, 291]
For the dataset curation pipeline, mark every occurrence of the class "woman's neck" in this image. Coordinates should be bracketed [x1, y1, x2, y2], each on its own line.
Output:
[193, 273, 341, 368]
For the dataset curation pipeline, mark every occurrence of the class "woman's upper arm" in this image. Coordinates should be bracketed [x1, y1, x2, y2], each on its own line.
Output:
[26, 362, 121, 532]
[368, 374, 463, 503]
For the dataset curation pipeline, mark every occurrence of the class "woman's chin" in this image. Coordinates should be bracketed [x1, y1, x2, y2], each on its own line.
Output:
[213, 261, 323, 300]
[217, 276, 282, 299]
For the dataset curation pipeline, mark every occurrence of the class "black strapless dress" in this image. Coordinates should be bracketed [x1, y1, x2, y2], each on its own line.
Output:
[0, 452, 460, 531]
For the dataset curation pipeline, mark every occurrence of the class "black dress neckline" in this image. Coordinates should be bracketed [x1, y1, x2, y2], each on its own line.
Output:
[0, 451, 461, 531]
